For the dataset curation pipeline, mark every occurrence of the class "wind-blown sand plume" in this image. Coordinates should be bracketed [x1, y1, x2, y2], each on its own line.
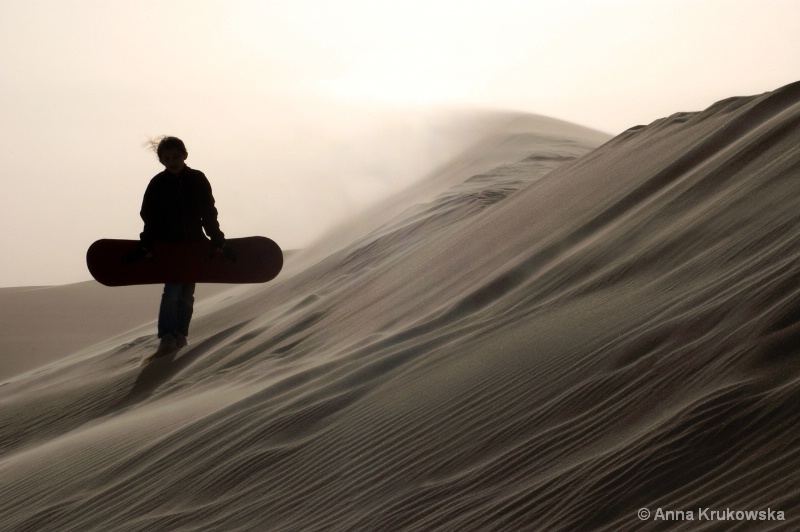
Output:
[2, 81, 800, 530]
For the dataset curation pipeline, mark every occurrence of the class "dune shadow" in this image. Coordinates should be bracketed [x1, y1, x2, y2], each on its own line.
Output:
[105, 322, 251, 413]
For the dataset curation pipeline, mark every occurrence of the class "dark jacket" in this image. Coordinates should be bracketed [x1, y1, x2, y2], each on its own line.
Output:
[139, 166, 225, 250]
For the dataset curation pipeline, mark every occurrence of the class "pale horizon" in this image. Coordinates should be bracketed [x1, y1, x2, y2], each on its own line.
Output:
[1, 0, 798, 287]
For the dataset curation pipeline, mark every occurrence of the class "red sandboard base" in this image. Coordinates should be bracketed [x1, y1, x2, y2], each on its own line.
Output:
[87, 237, 283, 286]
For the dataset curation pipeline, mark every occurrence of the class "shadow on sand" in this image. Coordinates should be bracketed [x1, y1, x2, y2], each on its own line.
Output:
[107, 322, 251, 413]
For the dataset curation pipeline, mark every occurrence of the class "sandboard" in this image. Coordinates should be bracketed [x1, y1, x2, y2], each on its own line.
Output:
[87, 236, 283, 286]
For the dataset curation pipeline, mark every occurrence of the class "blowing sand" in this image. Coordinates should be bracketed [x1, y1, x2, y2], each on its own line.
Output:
[2, 81, 800, 530]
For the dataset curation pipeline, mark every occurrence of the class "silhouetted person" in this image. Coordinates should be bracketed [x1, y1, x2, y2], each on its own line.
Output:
[137, 136, 227, 356]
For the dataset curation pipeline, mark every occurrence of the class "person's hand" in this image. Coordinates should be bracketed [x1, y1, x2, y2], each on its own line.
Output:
[219, 243, 238, 263]
[123, 246, 152, 264]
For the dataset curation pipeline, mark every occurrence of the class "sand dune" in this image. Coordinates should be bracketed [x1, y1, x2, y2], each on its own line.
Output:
[0, 283, 236, 381]
[2, 82, 800, 530]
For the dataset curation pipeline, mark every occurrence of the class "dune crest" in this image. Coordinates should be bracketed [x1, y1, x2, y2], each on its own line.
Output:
[2, 82, 800, 530]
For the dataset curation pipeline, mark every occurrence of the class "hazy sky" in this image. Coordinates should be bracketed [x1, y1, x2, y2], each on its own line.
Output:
[1, 0, 798, 286]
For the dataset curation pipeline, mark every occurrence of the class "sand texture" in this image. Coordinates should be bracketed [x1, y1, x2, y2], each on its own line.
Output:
[2, 82, 800, 530]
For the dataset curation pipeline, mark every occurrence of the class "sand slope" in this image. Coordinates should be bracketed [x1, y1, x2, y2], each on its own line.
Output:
[0, 283, 235, 381]
[2, 83, 800, 530]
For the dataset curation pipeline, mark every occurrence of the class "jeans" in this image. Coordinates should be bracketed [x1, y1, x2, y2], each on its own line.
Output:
[158, 282, 195, 338]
